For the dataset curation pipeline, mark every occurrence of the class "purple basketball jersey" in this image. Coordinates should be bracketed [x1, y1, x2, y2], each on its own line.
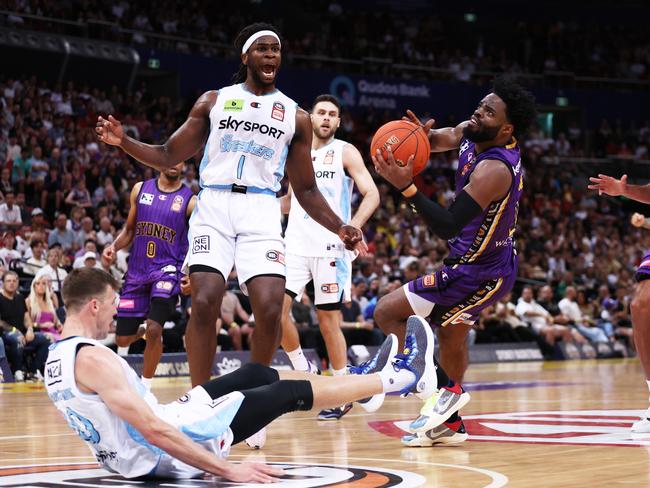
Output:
[636, 250, 650, 282]
[446, 138, 523, 278]
[127, 179, 193, 281]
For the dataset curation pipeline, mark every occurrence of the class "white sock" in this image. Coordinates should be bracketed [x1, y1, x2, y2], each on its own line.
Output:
[377, 368, 415, 394]
[140, 376, 153, 389]
[332, 367, 347, 376]
[286, 348, 310, 371]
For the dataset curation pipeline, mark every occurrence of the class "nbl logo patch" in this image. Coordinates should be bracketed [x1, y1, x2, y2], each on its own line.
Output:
[321, 283, 340, 294]
[265, 250, 285, 265]
[171, 195, 184, 212]
[192, 235, 210, 254]
[271, 101, 285, 121]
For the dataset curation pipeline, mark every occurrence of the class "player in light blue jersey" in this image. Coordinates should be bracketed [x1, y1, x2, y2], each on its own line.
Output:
[96, 23, 366, 388]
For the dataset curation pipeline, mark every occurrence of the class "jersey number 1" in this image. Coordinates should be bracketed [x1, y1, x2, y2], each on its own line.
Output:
[236, 155, 245, 179]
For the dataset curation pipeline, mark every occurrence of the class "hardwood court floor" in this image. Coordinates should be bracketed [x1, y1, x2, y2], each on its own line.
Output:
[1, 359, 649, 487]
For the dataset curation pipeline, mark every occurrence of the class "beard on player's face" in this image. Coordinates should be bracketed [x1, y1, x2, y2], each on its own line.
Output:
[462, 122, 501, 143]
[164, 169, 181, 181]
[314, 124, 337, 140]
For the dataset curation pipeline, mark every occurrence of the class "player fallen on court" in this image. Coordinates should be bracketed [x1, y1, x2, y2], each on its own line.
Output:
[280, 94, 379, 421]
[44, 268, 437, 482]
[95, 23, 366, 393]
[371, 78, 537, 446]
[588, 173, 650, 434]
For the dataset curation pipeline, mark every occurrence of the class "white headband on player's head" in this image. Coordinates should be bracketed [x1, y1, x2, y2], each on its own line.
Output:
[241, 30, 281, 54]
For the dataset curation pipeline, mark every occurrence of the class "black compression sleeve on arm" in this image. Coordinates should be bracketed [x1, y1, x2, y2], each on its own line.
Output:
[406, 190, 483, 239]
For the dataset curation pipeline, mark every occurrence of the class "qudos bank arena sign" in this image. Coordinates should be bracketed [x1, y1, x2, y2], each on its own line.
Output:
[329, 75, 431, 110]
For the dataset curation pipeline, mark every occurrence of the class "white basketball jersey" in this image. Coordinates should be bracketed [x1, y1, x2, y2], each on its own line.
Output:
[285, 138, 353, 257]
[44, 337, 236, 479]
[199, 84, 297, 192]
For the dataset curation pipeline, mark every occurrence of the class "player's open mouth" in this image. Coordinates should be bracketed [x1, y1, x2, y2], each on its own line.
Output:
[262, 65, 276, 78]
[470, 116, 480, 127]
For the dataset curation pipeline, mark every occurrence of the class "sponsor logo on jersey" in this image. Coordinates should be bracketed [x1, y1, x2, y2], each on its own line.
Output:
[220, 134, 275, 160]
[323, 149, 335, 164]
[158, 194, 167, 201]
[135, 222, 177, 244]
[118, 298, 135, 309]
[461, 162, 472, 176]
[265, 250, 285, 265]
[45, 359, 62, 385]
[0, 462, 425, 486]
[321, 283, 340, 294]
[250, 101, 261, 108]
[369, 409, 650, 448]
[422, 274, 435, 287]
[192, 235, 210, 254]
[218, 116, 286, 139]
[171, 195, 184, 212]
[271, 101, 285, 121]
[223, 99, 244, 112]
[315, 170, 336, 179]
[138, 192, 154, 205]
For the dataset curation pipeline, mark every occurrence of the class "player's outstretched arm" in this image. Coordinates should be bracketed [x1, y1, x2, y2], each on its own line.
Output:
[343, 144, 380, 229]
[75, 347, 283, 483]
[403, 110, 467, 153]
[588, 174, 650, 204]
[96, 91, 216, 172]
[287, 110, 366, 254]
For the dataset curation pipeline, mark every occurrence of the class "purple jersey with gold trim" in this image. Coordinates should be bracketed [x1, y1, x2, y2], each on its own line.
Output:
[446, 138, 523, 278]
[127, 179, 193, 281]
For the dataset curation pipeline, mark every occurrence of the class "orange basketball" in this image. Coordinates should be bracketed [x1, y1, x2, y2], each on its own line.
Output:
[370, 120, 430, 176]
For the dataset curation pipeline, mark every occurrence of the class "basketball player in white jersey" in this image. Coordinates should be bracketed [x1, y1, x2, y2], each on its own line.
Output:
[281, 94, 379, 420]
[44, 268, 437, 481]
[96, 23, 365, 388]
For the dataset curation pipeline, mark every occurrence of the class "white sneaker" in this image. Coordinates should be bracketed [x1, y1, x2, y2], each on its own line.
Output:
[14, 370, 24, 382]
[245, 427, 267, 449]
[402, 419, 469, 447]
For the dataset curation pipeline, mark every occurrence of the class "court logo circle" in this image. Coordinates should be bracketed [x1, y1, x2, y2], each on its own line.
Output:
[0, 462, 425, 487]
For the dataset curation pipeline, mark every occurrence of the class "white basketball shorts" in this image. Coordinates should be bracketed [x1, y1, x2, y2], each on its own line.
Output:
[185, 189, 285, 294]
[285, 252, 352, 305]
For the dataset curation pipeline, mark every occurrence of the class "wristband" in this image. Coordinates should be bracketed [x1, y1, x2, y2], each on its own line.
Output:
[401, 184, 418, 198]
[397, 181, 414, 192]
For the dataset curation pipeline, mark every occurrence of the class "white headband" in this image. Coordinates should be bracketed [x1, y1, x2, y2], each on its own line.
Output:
[241, 30, 281, 54]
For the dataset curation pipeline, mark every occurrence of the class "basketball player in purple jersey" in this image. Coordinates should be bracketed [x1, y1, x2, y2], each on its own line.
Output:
[372, 78, 537, 445]
[588, 174, 650, 433]
[103, 162, 196, 388]
[96, 23, 365, 388]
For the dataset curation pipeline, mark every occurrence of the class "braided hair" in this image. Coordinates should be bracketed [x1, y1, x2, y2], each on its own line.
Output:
[231, 22, 282, 84]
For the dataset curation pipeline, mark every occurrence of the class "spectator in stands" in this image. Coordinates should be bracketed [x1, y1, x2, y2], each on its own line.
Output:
[515, 286, 583, 346]
[73, 216, 96, 248]
[0, 190, 22, 231]
[559, 286, 609, 343]
[340, 294, 383, 347]
[73, 240, 99, 267]
[64, 178, 93, 213]
[217, 291, 252, 351]
[23, 239, 46, 277]
[96, 216, 115, 248]
[0, 271, 50, 380]
[35, 248, 68, 301]
[0, 167, 13, 196]
[26, 275, 61, 342]
[42, 165, 63, 216]
[48, 213, 75, 253]
[0, 231, 22, 272]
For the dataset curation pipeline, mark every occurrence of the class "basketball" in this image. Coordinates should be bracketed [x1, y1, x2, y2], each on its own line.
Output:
[370, 120, 431, 176]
